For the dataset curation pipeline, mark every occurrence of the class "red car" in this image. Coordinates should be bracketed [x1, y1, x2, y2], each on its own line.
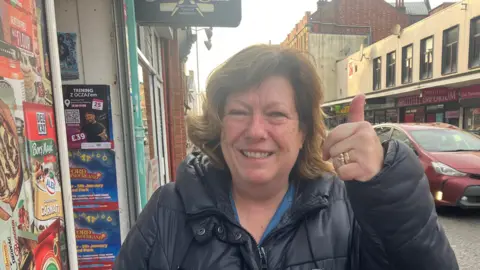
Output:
[373, 123, 480, 208]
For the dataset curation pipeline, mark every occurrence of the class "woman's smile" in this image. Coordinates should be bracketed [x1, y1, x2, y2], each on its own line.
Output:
[240, 150, 274, 159]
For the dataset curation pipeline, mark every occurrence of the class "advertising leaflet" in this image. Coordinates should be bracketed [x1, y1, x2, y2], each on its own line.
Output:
[68, 149, 118, 204]
[68, 149, 121, 269]
[74, 205, 121, 270]
[63, 85, 113, 150]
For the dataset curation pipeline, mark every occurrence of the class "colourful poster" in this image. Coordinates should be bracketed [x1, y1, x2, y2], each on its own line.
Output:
[23, 102, 64, 232]
[6, 3, 34, 52]
[69, 150, 118, 204]
[74, 205, 121, 270]
[0, 1, 68, 269]
[63, 85, 113, 150]
[57, 32, 79, 81]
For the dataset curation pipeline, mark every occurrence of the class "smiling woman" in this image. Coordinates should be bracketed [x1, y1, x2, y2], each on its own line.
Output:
[114, 45, 458, 270]
[187, 45, 333, 180]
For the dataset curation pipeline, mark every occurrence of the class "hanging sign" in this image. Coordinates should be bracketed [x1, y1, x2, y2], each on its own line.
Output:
[135, 0, 242, 27]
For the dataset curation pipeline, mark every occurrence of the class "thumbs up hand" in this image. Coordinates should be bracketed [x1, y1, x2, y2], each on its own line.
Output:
[322, 95, 384, 182]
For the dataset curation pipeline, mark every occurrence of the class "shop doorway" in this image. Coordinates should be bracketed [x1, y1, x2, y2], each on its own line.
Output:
[138, 64, 169, 199]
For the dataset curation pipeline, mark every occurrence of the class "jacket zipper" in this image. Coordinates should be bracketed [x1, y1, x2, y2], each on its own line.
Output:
[258, 246, 268, 270]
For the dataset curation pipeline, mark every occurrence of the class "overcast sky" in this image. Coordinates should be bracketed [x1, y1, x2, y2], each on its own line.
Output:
[186, 0, 455, 91]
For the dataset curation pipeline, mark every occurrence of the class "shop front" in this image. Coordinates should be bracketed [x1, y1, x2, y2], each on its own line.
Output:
[326, 104, 350, 129]
[397, 88, 460, 126]
[460, 85, 480, 133]
[364, 97, 398, 125]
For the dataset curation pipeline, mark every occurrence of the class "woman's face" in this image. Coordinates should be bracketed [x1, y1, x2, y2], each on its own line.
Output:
[221, 76, 305, 186]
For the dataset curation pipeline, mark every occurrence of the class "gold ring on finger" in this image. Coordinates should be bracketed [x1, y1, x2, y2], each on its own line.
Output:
[343, 151, 351, 165]
[334, 153, 346, 169]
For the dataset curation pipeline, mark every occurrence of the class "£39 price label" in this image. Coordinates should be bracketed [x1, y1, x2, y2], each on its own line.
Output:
[72, 133, 86, 142]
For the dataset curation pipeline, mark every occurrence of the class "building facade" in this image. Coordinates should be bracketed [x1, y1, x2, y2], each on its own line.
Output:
[329, 0, 480, 134]
[281, 0, 429, 103]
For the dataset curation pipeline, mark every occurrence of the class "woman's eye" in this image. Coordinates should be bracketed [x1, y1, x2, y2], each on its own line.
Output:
[268, 111, 287, 118]
[228, 110, 247, 115]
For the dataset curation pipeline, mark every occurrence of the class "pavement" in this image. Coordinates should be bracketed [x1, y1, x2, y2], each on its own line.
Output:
[438, 208, 480, 270]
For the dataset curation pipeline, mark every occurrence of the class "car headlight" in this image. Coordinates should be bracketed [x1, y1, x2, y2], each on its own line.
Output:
[431, 162, 466, 177]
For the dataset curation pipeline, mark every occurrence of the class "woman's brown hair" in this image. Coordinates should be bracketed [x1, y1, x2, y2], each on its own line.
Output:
[187, 44, 334, 179]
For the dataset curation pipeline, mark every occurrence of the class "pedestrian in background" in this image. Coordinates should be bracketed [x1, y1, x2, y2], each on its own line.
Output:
[114, 44, 458, 270]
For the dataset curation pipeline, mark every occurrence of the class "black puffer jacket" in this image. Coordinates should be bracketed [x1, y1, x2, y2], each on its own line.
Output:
[114, 140, 458, 270]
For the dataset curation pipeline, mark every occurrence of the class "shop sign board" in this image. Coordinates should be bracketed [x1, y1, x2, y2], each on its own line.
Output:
[334, 105, 350, 114]
[397, 89, 458, 107]
[460, 85, 480, 99]
[421, 87, 450, 96]
[135, 0, 242, 27]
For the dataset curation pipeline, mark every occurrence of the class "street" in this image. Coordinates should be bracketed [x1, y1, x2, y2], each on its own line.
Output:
[438, 208, 480, 270]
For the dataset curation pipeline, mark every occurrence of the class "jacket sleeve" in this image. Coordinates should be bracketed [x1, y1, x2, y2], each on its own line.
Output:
[113, 187, 169, 270]
[345, 140, 458, 270]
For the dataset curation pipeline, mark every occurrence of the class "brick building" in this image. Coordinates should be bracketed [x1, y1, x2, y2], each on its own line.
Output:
[281, 0, 432, 102]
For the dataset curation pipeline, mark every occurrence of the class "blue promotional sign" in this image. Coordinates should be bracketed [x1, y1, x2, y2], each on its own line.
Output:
[74, 206, 121, 269]
[69, 149, 118, 203]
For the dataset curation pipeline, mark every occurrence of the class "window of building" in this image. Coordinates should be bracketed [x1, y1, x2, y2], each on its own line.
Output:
[386, 51, 396, 87]
[420, 36, 434, 80]
[373, 57, 381, 90]
[464, 107, 480, 131]
[469, 16, 480, 69]
[402, 44, 413, 84]
[442, 26, 459, 74]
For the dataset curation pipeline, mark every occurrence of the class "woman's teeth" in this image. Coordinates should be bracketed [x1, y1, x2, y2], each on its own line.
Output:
[241, 151, 272, 158]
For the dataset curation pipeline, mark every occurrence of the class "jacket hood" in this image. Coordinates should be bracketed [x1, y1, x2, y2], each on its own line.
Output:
[175, 151, 337, 222]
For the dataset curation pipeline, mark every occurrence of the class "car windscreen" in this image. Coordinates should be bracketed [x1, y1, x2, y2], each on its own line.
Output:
[410, 129, 480, 152]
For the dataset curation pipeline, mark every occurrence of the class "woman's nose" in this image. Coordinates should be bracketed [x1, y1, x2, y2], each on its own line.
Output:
[245, 113, 267, 140]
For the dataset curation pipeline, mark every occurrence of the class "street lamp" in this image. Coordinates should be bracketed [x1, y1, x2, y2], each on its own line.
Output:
[193, 27, 213, 92]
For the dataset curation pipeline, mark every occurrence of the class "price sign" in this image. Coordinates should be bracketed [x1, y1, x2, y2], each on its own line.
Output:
[71, 133, 86, 142]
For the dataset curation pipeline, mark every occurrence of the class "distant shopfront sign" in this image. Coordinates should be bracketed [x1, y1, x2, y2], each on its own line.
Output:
[135, 0, 242, 27]
[397, 88, 458, 107]
[460, 85, 480, 99]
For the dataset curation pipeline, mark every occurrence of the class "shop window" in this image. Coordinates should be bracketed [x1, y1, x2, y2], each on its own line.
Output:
[442, 26, 459, 75]
[386, 109, 398, 123]
[405, 107, 425, 123]
[464, 107, 480, 131]
[420, 36, 434, 80]
[386, 51, 396, 87]
[365, 111, 375, 124]
[402, 44, 413, 84]
[374, 110, 386, 124]
[469, 16, 480, 69]
[373, 57, 381, 90]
